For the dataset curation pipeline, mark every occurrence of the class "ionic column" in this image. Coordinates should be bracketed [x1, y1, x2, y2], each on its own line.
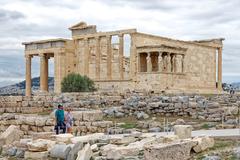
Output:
[119, 34, 124, 80]
[158, 52, 163, 72]
[146, 52, 152, 72]
[84, 38, 89, 76]
[25, 55, 32, 96]
[40, 53, 48, 92]
[166, 53, 171, 72]
[106, 35, 112, 80]
[182, 54, 185, 73]
[95, 36, 100, 80]
[217, 47, 222, 90]
[54, 52, 66, 93]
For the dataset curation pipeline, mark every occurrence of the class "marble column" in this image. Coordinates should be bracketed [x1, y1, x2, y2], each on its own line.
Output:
[175, 54, 182, 73]
[147, 52, 152, 72]
[25, 55, 32, 96]
[158, 52, 163, 72]
[166, 53, 171, 72]
[40, 53, 48, 92]
[84, 38, 89, 76]
[217, 47, 222, 90]
[95, 36, 100, 80]
[119, 34, 124, 80]
[106, 35, 112, 80]
[54, 52, 65, 93]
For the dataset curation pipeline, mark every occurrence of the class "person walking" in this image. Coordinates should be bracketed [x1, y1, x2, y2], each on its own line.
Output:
[65, 108, 74, 134]
[55, 104, 66, 134]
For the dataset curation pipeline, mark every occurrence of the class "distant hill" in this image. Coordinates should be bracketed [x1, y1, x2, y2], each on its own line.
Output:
[0, 77, 54, 96]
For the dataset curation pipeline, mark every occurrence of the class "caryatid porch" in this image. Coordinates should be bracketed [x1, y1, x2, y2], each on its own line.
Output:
[23, 39, 71, 96]
[137, 45, 187, 74]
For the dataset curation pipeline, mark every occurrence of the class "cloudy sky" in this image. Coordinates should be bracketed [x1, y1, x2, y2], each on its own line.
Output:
[0, 0, 239, 87]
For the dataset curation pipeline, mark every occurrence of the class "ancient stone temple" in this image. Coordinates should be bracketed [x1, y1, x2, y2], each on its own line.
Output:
[23, 21, 224, 96]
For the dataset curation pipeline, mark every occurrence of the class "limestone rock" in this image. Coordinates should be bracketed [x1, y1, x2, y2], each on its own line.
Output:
[27, 139, 56, 152]
[82, 110, 103, 121]
[112, 136, 137, 145]
[148, 127, 161, 132]
[175, 119, 186, 125]
[233, 147, 240, 159]
[24, 151, 49, 160]
[173, 125, 192, 139]
[24, 117, 36, 125]
[71, 111, 83, 121]
[7, 147, 17, 156]
[15, 148, 26, 158]
[76, 143, 93, 160]
[67, 142, 83, 160]
[202, 155, 221, 160]
[137, 111, 149, 120]
[71, 133, 104, 144]
[160, 135, 179, 143]
[50, 144, 71, 159]
[144, 140, 197, 160]
[192, 136, 214, 153]
[35, 117, 48, 127]
[53, 133, 74, 143]
[0, 125, 23, 146]
[27, 140, 48, 152]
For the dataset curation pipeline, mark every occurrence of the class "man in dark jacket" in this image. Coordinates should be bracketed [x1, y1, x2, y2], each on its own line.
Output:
[55, 104, 66, 134]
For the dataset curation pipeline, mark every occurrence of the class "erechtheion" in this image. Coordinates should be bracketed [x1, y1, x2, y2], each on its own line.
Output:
[23, 22, 224, 96]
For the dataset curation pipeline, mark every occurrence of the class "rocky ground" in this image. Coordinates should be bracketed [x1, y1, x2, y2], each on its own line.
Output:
[0, 93, 239, 159]
[1, 124, 238, 160]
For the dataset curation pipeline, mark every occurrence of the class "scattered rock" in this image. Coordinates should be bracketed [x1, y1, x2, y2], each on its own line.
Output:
[144, 140, 197, 160]
[76, 143, 93, 160]
[148, 127, 161, 133]
[173, 125, 192, 139]
[0, 125, 23, 146]
[24, 151, 49, 160]
[202, 155, 221, 160]
[192, 136, 214, 153]
[137, 112, 149, 120]
[50, 144, 71, 159]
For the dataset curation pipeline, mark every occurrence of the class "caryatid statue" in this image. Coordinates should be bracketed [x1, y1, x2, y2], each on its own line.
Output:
[158, 52, 163, 72]
[166, 53, 171, 72]
[146, 52, 152, 72]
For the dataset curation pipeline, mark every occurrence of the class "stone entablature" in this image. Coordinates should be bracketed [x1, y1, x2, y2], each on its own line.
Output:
[22, 21, 224, 95]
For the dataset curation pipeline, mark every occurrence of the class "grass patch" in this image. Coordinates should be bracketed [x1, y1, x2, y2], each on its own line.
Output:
[201, 123, 211, 129]
[194, 139, 237, 160]
[119, 123, 137, 129]
[228, 155, 238, 160]
[210, 140, 235, 151]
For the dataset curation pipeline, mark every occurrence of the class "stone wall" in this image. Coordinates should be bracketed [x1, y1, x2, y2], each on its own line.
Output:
[0, 93, 239, 123]
[0, 110, 113, 135]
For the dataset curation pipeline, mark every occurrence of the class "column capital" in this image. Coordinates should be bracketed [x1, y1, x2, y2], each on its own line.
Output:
[106, 35, 112, 39]
[158, 51, 163, 55]
[95, 36, 100, 40]
[118, 33, 124, 37]
[25, 54, 32, 59]
[39, 53, 46, 57]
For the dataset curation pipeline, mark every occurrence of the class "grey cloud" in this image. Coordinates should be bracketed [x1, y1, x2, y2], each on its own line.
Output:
[0, 9, 25, 21]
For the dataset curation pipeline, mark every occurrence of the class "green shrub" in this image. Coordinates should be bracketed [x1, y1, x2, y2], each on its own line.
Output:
[61, 73, 95, 92]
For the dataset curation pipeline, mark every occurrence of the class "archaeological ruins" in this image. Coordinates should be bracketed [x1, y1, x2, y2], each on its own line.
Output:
[23, 21, 224, 96]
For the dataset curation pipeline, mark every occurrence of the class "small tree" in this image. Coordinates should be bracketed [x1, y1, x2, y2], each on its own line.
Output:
[61, 73, 95, 92]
